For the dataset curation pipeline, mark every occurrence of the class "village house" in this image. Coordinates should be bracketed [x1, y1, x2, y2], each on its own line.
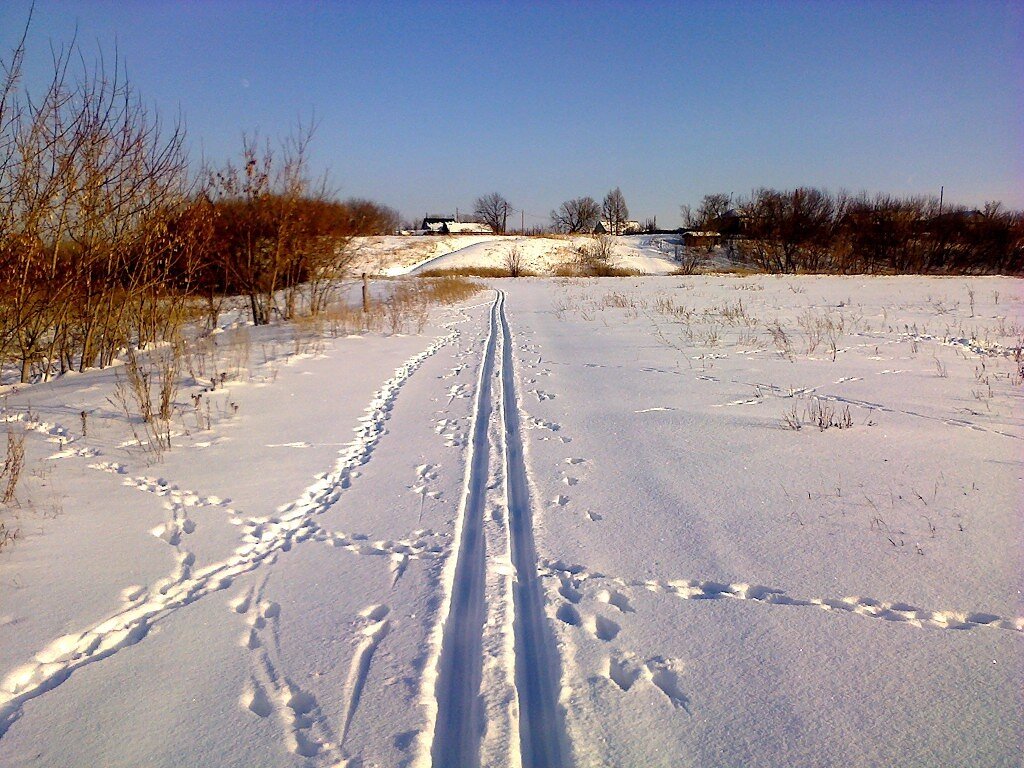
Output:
[593, 219, 643, 235]
[418, 216, 493, 235]
[681, 230, 722, 249]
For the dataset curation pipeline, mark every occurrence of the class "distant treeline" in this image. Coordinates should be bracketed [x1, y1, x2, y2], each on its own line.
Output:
[0, 21, 396, 382]
[684, 189, 1022, 274]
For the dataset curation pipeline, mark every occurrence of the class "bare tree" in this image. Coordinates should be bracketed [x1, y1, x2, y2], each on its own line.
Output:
[681, 193, 731, 230]
[601, 187, 629, 235]
[735, 187, 836, 273]
[208, 125, 318, 325]
[473, 192, 510, 234]
[551, 196, 599, 233]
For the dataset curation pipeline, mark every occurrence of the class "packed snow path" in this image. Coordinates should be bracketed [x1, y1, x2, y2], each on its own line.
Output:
[429, 291, 566, 767]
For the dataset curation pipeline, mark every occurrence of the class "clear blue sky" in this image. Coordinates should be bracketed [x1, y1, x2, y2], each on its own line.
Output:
[3, 0, 1021, 226]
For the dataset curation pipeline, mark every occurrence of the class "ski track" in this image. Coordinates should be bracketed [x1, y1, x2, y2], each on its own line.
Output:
[541, 560, 1024, 634]
[0, 325, 459, 740]
[424, 290, 568, 767]
[426, 294, 498, 768]
[499, 293, 568, 768]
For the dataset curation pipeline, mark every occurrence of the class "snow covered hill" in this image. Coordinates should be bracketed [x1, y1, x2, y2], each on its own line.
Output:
[349, 234, 689, 276]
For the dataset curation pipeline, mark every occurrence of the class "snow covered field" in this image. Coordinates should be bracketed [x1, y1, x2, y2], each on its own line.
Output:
[0, 274, 1021, 767]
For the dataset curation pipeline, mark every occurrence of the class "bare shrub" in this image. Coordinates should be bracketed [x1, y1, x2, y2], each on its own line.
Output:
[809, 398, 853, 430]
[0, 520, 17, 552]
[504, 244, 525, 277]
[110, 342, 184, 456]
[674, 247, 705, 275]
[767, 320, 795, 361]
[566, 236, 635, 277]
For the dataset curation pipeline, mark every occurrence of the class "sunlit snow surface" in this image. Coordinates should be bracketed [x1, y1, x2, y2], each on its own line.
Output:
[0, 274, 1021, 767]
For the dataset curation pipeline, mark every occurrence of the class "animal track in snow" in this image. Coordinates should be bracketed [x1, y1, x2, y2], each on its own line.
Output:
[0, 412, 79, 444]
[338, 605, 391, 752]
[236, 578, 342, 763]
[411, 463, 442, 499]
[600, 652, 690, 710]
[589, 614, 620, 641]
[596, 589, 633, 613]
[441, 363, 468, 380]
[446, 383, 471, 404]
[306, 524, 446, 587]
[557, 576, 583, 604]
[713, 397, 762, 408]
[435, 416, 467, 448]
[90, 461, 128, 475]
[645, 657, 690, 712]
[0, 328, 460, 737]
[47, 445, 100, 460]
[528, 416, 561, 432]
[556, 604, 582, 626]
[540, 560, 1024, 634]
[606, 655, 642, 691]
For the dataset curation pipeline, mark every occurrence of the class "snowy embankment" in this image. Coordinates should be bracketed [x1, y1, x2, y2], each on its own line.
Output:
[348, 234, 501, 276]
[0, 275, 1021, 767]
[352, 233, 686, 276]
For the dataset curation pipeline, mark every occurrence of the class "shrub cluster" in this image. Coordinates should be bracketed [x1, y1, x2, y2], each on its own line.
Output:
[692, 189, 1022, 274]
[0, 28, 396, 383]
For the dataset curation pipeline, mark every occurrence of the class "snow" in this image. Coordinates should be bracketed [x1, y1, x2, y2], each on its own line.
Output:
[348, 234, 501, 276]
[0, 274, 1021, 767]
[350, 233, 703, 276]
[403, 234, 682, 276]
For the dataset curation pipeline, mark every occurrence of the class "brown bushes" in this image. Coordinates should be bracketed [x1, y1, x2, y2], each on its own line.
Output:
[0, 21, 400, 384]
[711, 189, 1022, 274]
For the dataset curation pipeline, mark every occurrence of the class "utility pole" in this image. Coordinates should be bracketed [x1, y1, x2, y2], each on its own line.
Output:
[938, 186, 944, 215]
[521, 209, 524, 234]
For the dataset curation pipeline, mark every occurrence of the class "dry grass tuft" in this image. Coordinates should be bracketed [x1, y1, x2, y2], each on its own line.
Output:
[1, 429, 25, 505]
[312, 276, 484, 336]
[418, 266, 527, 279]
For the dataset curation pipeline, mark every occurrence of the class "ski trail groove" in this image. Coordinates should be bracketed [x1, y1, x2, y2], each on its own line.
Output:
[427, 294, 499, 767]
[498, 293, 568, 768]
